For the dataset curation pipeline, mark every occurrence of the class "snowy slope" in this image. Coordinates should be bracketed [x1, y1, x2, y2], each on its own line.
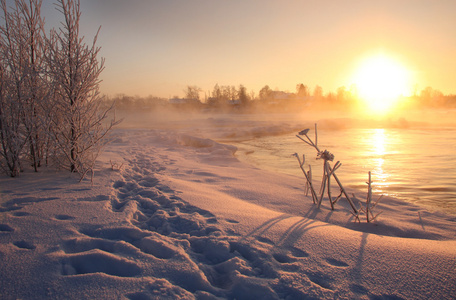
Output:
[1, 114, 455, 300]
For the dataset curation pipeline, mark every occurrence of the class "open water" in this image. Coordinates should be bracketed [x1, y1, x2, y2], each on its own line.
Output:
[233, 127, 456, 215]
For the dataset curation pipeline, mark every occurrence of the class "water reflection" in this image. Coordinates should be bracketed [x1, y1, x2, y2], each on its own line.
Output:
[233, 126, 456, 215]
[365, 129, 389, 193]
[372, 128, 386, 155]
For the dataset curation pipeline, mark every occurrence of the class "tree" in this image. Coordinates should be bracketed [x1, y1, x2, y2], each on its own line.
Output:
[212, 83, 221, 100]
[313, 85, 323, 99]
[221, 85, 231, 101]
[0, 0, 117, 179]
[184, 85, 201, 100]
[238, 84, 249, 105]
[17, 0, 47, 171]
[296, 83, 309, 98]
[0, 0, 47, 176]
[230, 85, 237, 101]
[336, 86, 347, 102]
[0, 46, 26, 176]
[249, 90, 255, 101]
[46, 0, 117, 179]
[259, 85, 273, 101]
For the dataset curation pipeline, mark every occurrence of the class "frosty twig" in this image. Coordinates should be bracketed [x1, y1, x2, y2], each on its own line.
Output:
[293, 153, 318, 204]
[294, 124, 358, 218]
[353, 171, 383, 223]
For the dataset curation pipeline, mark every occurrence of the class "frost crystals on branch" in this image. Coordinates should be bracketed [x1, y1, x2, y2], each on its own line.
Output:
[0, 0, 119, 180]
[294, 124, 359, 220]
[0, 0, 48, 176]
[46, 0, 119, 181]
[352, 171, 383, 223]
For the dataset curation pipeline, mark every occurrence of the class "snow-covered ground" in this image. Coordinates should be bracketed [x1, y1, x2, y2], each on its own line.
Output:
[1, 112, 455, 299]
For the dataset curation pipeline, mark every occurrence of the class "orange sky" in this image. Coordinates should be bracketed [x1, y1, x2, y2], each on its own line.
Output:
[43, 0, 456, 98]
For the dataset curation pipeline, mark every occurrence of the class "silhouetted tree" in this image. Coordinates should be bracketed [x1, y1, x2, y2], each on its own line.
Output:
[313, 85, 323, 99]
[238, 84, 249, 105]
[296, 84, 309, 98]
[230, 85, 237, 101]
[212, 84, 222, 100]
[184, 85, 201, 100]
[221, 85, 231, 101]
[259, 85, 273, 101]
[336, 86, 347, 101]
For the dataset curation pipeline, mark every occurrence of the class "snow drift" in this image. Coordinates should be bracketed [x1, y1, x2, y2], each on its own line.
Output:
[1, 113, 455, 299]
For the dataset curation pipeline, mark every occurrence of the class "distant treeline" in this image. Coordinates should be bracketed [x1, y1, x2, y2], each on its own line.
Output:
[105, 84, 456, 112]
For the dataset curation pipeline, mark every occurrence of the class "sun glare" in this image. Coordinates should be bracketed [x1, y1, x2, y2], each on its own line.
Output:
[352, 54, 411, 113]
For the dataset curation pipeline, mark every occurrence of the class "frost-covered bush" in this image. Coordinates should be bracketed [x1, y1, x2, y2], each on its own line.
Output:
[0, 0, 118, 179]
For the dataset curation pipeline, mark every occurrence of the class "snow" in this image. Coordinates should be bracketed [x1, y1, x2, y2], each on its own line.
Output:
[1, 112, 455, 299]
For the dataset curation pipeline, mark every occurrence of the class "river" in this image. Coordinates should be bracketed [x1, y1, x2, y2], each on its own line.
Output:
[232, 126, 456, 215]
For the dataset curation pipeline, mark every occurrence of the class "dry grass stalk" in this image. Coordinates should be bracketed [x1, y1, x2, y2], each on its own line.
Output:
[295, 124, 358, 217]
[304, 165, 312, 197]
[353, 171, 384, 223]
[110, 159, 124, 171]
[293, 153, 318, 204]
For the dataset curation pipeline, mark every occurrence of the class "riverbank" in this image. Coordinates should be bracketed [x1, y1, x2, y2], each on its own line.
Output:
[1, 114, 455, 299]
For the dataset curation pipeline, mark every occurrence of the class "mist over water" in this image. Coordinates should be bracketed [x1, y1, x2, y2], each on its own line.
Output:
[117, 107, 456, 215]
[233, 125, 456, 215]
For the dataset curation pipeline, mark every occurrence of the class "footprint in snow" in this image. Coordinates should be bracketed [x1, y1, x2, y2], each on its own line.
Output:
[54, 214, 75, 221]
[272, 252, 296, 264]
[13, 240, 36, 250]
[350, 283, 369, 295]
[0, 224, 14, 232]
[257, 236, 275, 245]
[307, 272, 334, 290]
[325, 257, 349, 267]
[139, 235, 179, 259]
[138, 177, 159, 187]
[113, 180, 125, 188]
[206, 217, 218, 224]
[290, 247, 309, 258]
[61, 249, 141, 277]
[12, 211, 30, 217]
[225, 219, 239, 224]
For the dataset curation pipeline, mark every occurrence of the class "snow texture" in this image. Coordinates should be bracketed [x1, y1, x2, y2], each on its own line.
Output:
[1, 113, 455, 300]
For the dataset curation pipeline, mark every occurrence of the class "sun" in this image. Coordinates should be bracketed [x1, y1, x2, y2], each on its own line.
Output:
[352, 54, 411, 113]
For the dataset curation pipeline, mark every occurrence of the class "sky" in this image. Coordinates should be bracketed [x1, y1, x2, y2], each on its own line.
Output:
[36, 0, 456, 98]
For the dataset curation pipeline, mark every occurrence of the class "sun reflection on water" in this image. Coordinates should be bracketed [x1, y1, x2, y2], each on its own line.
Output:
[369, 129, 389, 193]
[372, 129, 385, 155]
[234, 124, 456, 215]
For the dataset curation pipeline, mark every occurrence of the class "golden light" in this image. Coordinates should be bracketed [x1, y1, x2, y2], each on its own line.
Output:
[370, 128, 389, 192]
[372, 128, 386, 156]
[352, 54, 411, 113]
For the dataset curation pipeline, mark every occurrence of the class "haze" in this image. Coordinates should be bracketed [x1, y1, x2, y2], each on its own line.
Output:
[37, 0, 456, 98]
